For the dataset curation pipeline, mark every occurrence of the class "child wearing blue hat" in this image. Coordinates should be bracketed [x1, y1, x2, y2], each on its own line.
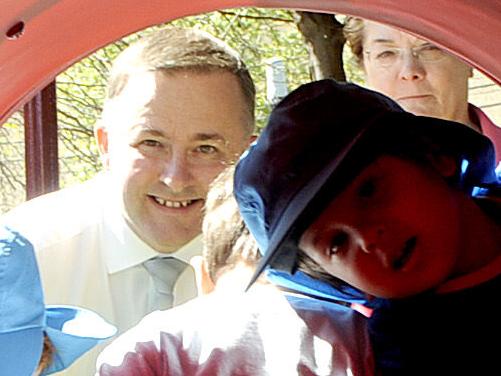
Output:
[0, 226, 116, 376]
[234, 79, 500, 375]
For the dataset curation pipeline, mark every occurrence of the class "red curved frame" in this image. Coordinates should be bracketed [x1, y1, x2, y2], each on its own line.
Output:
[0, 0, 499, 124]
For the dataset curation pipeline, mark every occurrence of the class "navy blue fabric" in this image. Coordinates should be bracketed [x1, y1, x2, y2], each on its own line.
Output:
[235, 79, 497, 301]
[367, 271, 501, 375]
[234, 79, 501, 374]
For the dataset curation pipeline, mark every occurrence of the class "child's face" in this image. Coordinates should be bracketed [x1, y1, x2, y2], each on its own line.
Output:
[298, 155, 462, 298]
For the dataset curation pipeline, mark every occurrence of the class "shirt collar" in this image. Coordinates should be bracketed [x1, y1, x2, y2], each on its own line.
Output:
[99, 173, 203, 274]
[168, 234, 203, 264]
[104, 225, 203, 275]
[103, 214, 158, 275]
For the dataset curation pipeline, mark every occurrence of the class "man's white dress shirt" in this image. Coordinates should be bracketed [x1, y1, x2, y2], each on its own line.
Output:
[1, 174, 201, 375]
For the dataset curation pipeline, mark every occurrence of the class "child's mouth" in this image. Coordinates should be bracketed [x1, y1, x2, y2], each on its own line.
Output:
[392, 236, 417, 271]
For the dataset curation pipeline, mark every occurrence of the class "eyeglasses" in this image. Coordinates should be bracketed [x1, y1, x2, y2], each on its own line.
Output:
[364, 44, 447, 68]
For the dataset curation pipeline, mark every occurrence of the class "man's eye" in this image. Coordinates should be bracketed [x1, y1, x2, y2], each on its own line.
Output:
[329, 231, 348, 256]
[197, 145, 218, 154]
[141, 140, 161, 147]
[357, 178, 377, 198]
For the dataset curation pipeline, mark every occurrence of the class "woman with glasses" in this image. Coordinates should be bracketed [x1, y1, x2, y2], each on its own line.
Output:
[344, 17, 501, 162]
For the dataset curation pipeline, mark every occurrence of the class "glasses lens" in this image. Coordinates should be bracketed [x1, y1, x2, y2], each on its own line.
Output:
[369, 47, 400, 67]
[416, 45, 446, 62]
[366, 44, 446, 67]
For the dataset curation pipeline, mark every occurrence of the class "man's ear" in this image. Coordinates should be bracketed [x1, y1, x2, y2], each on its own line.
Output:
[95, 121, 110, 168]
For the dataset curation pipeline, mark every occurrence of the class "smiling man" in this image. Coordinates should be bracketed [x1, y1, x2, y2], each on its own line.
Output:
[1, 27, 255, 375]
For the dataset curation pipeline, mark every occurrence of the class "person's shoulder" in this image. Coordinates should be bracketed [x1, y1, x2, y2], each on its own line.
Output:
[469, 103, 500, 130]
[115, 296, 210, 339]
[95, 300, 204, 372]
[3, 175, 104, 217]
[1, 175, 107, 248]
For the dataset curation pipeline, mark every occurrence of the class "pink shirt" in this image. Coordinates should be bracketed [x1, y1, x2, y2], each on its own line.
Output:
[469, 103, 501, 162]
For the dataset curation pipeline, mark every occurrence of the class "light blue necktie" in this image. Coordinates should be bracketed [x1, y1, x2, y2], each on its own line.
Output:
[143, 256, 189, 310]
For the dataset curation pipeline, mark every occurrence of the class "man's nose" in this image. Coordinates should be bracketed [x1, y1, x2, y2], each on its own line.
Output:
[398, 52, 426, 81]
[160, 153, 193, 193]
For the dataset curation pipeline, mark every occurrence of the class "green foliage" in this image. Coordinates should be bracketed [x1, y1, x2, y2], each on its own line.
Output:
[172, 9, 312, 131]
[0, 8, 361, 211]
[54, 7, 314, 189]
[343, 44, 365, 85]
[52, 8, 311, 185]
[0, 111, 25, 212]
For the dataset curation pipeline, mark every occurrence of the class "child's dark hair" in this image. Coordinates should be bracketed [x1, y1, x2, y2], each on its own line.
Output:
[296, 251, 348, 290]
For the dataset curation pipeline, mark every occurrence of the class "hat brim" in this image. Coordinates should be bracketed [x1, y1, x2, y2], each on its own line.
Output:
[42, 306, 116, 375]
[0, 327, 44, 375]
[246, 127, 369, 290]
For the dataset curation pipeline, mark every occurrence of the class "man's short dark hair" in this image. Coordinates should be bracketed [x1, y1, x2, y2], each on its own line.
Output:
[106, 27, 255, 134]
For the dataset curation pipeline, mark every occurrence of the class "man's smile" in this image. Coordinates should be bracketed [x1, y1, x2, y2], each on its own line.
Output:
[150, 195, 202, 209]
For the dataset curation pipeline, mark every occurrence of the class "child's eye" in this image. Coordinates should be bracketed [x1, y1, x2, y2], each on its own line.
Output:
[329, 231, 348, 256]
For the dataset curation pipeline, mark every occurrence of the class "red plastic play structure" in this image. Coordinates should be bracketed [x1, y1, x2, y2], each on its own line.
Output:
[0, 0, 499, 196]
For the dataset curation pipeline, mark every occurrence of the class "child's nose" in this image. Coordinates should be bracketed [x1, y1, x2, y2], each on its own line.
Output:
[358, 223, 385, 252]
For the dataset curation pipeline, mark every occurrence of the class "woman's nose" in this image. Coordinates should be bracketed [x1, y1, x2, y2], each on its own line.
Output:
[398, 52, 426, 81]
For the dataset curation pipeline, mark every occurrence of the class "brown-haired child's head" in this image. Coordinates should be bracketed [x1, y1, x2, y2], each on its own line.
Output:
[202, 165, 261, 286]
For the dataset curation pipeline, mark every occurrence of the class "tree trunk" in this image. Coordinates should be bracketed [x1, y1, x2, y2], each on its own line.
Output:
[294, 11, 346, 81]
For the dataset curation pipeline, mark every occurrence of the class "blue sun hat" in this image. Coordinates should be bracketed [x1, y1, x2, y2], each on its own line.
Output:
[0, 226, 116, 376]
[234, 79, 497, 303]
